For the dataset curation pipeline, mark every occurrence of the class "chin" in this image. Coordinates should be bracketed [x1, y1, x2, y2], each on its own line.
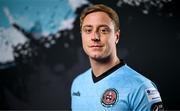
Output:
[89, 54, 101, 59]
[90, 54, 108, 61]
[91, 55, 101, 59]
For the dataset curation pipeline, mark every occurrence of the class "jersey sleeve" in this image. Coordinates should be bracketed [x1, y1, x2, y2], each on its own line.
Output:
[129, 81, 164, 111]
[71, 76, 84, 110]
[71, 78, 78, 110]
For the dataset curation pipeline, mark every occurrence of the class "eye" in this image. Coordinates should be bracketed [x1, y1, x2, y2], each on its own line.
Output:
[82, 27, 92, 34]
[99, 27, 110, 34]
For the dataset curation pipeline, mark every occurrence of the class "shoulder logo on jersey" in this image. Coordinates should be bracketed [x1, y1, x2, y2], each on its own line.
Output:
[145, 87, 161, 102]
[101, 88, 118, 108]
[72, 91, 80, 96]
[151, 102, 164, 111]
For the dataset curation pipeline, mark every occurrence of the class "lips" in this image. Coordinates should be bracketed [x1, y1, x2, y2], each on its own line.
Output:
[89, 44, 103, 48]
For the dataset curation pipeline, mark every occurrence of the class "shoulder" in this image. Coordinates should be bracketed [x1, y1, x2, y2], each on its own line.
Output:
[121, 64, 154, 87]
[119, 64, 160, 97]
[122, 65, 162, 108]
[71, 68, 91, 89]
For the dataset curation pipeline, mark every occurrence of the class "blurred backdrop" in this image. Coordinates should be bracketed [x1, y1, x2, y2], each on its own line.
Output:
[0, 0, 179, 110]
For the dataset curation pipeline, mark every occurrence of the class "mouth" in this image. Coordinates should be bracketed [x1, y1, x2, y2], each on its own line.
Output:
[89, 45, 103, 48]
[88, 45, 103, 51]
[90, 45, 102, 47]
[89, 43, 103, 47]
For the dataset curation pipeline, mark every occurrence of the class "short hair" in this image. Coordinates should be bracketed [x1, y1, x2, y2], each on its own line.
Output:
[80, 4, 120, 32]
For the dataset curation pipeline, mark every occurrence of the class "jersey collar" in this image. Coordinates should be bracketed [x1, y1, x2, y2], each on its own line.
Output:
[91, 59, 125, 83]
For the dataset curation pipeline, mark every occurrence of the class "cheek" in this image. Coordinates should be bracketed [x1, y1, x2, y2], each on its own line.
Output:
[81, 33, 88, 41]
[81, 37, 88, 51]
[82, 34, 91, 45]
[106, 38, 116, 49]
[82, 37, 87, 46]
[109, 34, 117, 44]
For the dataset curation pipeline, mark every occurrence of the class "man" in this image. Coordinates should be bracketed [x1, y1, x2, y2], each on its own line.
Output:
[71, 4, 163, 111]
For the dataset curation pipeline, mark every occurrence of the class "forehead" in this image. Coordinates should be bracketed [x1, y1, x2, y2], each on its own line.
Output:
[82, 11, 114, 28]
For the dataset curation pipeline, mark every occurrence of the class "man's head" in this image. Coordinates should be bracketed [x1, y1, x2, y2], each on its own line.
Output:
[80, 4, 120, 62]
[80, 4, 120, 32]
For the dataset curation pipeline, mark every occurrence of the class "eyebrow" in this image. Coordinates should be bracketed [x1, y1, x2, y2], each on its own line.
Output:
[82, 25, 93, 28]
[82, 24, 109, 28]
[98, 24, 109, 28]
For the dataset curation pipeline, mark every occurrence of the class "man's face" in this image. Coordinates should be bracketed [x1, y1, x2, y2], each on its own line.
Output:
[81, 11, 119, 61]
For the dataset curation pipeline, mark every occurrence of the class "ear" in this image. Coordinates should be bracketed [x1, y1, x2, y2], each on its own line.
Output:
[115, 29, 120, 44]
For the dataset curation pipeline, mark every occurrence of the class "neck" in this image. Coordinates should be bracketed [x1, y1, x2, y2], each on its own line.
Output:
[90, 56, 120, 77]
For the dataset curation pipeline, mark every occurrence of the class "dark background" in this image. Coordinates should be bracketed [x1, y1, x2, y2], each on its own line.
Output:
[0, 0, 179, 110]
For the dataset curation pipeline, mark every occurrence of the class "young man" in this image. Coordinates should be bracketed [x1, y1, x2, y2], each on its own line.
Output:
[71, 4, 163, 111]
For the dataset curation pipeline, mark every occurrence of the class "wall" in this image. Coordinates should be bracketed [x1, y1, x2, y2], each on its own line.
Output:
[0, 0, 179, 110]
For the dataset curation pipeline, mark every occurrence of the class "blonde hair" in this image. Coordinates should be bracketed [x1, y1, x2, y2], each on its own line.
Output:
[80, 4, 120, 31]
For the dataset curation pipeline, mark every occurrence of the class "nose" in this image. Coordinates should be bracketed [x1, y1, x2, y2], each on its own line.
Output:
[91, 31, 100, 41]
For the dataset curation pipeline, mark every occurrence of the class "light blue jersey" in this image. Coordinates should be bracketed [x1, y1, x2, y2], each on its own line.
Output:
[71, 61, 163, 111]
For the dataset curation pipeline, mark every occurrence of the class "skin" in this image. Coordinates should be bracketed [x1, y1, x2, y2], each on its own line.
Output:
[81, 11, 120, 77]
